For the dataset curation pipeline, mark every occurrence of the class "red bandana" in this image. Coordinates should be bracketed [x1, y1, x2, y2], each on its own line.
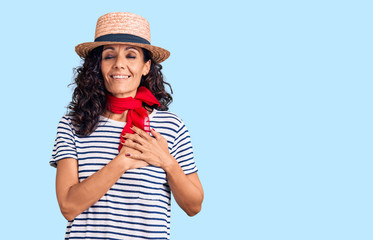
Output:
[106, 86, 160, 151]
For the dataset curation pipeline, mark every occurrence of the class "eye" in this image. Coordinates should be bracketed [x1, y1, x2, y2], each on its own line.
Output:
[103, 54, 115, 60]
[126, 54, 136, 59]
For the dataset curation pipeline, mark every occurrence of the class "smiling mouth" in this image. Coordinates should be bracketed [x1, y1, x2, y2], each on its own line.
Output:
[111, 75, 130, 79]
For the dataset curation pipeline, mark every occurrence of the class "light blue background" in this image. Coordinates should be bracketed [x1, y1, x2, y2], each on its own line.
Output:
[0, 0, 371, 239]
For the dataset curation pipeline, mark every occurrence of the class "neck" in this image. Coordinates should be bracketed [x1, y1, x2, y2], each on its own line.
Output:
[103, 107, 153, 122]
[103, 110, 128, 122]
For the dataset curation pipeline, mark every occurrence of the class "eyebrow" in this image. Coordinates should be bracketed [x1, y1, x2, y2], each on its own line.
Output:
[125, 46, 138, 51]
[102, 46, 139, 52]
[103, 46, 114, 51]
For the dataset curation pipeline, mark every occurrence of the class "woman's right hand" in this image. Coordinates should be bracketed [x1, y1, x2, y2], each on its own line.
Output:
[118, 144, 148, 170]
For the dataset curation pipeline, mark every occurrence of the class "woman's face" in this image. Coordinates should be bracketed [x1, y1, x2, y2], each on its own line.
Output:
[101, 44, 151, 98]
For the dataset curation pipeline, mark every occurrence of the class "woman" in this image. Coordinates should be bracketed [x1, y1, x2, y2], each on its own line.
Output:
[50, 12, 203, 240]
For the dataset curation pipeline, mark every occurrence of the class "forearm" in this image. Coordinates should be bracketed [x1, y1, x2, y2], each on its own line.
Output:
[57, 156, 127, 221]
[164, 157, 204, 216]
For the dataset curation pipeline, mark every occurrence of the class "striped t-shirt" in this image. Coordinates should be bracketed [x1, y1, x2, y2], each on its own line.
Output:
[50, 109, 197, 240]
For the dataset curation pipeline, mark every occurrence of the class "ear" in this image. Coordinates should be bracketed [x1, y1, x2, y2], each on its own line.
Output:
[143, 60, 151, 76]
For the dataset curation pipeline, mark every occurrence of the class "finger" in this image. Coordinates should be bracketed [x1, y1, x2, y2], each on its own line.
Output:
[131, 126, 151, 140]
[120, 144, 141, 155]
[122, 132, 145, 145]
[123, 139, 145, 153]
[151, 129, 167, 145]
[150, 128, 163, 140]
[124, 152, 140, 159]
[125, 152, 150, 163]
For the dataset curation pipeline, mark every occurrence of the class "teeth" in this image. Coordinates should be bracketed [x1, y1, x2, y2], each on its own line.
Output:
[112, 75, 130, 79]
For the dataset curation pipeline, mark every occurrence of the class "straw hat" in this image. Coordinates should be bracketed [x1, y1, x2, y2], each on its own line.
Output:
[75, 12, 170, 63]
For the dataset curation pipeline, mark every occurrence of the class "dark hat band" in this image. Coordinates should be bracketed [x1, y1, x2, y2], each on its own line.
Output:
[95, 34, 150, 45]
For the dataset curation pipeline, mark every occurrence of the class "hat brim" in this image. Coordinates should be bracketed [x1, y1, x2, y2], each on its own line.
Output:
[75, 41, 170, 63]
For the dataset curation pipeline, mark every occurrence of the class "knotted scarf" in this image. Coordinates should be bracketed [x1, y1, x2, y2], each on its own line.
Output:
[106, 86, 160, 151]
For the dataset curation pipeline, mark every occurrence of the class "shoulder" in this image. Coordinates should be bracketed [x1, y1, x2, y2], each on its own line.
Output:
[151, 109, 185, 129]
[57, 114, 76, 132]
[60, 114, 73, 122]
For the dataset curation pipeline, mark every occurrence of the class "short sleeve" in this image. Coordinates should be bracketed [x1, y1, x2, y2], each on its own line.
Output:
[170, 121, 198, 175]
[49, 115, 78, 168]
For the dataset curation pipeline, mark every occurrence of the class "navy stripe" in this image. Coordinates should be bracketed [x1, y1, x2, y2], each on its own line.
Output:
[178, 156, 194, 165]
[54, 143, 73, 149]
[91, 129, 123, 134]
[179, 161, 195, 169]
[62, 115, 74, 122]
[152, 115, 181, 123]
[78, 170, 99, 174]
[155, 132, 174, 140]
[184, 168, 198, 175]
[55, 149, 77, 156]
[141, 167, 166, 175]
[97, 199, 170, 212]
[74, 217, 170, 228]
[172, 145, 193, 156]
[68, 236, 122, 240]
[59, 119, 74, 130]
[57, 124, 73, 131]
[55, 136, 74, 144]
[103, 193, 139, 200]
[89, 205, 169, 217]
[69, 230, 168, 240]
[80, 211, 170, 223]
[78, 156, 113, 161]
[76, 145, 118, 150]
[124, 171, 166, 181]
[72, 223, 168, 234]
[119, 176, 169, 186]
[114, 182, 169, 194]
[109, 188, 169, 200]
[174, 137, 192, 149]
[175, 151, 193, 161]
[150, 120, 179, 128]
[149, 126, 178, 134]
[77, 150, 117, 155]
[79, 163, 106, 167]
[53, 154, 77, 161]
[75, 139, 119, 145]
[104, 193, 169, 206]
[155, 111, 180, 119]
[171, 143, 193, 155]
[174, 130, 190, 144]
[78, 135, 119, 140]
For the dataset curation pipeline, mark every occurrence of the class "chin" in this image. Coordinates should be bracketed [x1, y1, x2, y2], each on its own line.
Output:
[109, 90, 137, 98]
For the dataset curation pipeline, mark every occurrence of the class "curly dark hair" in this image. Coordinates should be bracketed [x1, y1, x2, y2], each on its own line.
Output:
[68, 46, 173, 136]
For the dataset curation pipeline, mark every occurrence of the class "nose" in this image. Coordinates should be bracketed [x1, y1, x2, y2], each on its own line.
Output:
[113, 53, 126, 69]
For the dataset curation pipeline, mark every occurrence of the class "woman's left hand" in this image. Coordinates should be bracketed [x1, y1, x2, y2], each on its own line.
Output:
[124, 126, 203, 217]
[122, 126, 172, 169]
